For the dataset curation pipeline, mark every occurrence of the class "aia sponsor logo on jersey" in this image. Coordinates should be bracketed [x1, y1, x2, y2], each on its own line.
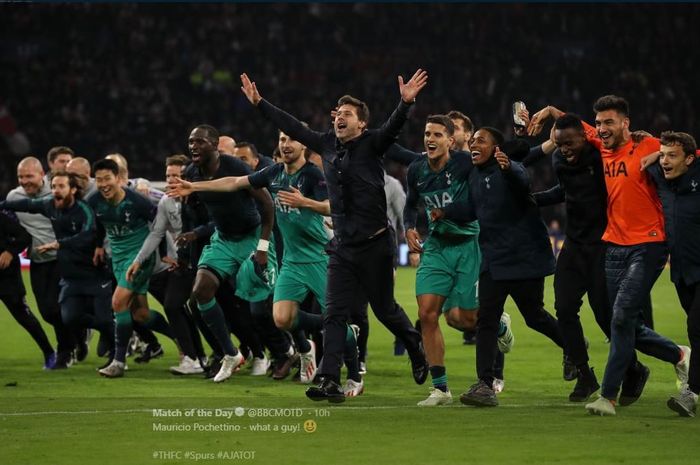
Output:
[604, 161, 628, 178]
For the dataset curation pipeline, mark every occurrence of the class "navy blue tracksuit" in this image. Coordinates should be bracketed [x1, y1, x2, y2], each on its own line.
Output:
[469, 157, 564, 385]
[650, 160, 700, 394]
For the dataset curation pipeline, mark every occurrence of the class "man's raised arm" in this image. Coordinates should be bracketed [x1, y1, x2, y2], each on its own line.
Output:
[240, 73, 326, 154]
[374, 69, 428, 153]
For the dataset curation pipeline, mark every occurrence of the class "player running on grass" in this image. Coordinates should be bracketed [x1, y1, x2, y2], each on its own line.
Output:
[400, 115, 514, 406]
[177, 124, 276, 383]
[88, 159, 174, 378]
[170, 129, 364, 396]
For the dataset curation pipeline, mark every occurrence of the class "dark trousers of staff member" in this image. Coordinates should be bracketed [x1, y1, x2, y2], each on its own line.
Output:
[321, 228, 422, 382]
[555, 241, 612, 365]
[476, 272, 564, 386]
[30, 260, 74, 360]
[676, 280, 700, 395]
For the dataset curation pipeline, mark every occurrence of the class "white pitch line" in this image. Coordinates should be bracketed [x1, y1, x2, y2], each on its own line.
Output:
[0, 403, 580, 417]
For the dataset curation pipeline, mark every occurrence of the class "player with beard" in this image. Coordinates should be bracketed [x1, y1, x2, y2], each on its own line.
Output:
[171, 130, 365, 395]
[529, 97, 689, 415]
[0, 172, 115, 370]
[528, 114, 651, 402]
[180, 124, 276, 383]
[88, 159, 173, 378]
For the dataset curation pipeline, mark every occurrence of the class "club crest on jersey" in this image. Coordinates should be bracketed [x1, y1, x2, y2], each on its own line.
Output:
[124, 211, 131, 223]
[692, 180, 698, 192]
[445, 172, 452, 185]
[71, 220, 77, 232]
[484, 176, 491, 189]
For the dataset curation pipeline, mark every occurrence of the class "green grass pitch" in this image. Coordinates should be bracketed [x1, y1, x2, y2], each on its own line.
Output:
[1, 268, 698, 465]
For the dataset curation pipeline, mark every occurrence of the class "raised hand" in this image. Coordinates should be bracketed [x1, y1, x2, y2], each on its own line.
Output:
[398, 69, 428, 103]
[527, 107, 551, 136]
[494, 146, 511, 171]
[240, 73, 262, 106]
[167, 177, 194, 198]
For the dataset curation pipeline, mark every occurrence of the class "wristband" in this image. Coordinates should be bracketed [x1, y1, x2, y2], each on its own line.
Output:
[257, 239, 270, 252]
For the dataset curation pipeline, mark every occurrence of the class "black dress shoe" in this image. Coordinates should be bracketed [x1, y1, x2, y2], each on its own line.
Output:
[569, 367, 600, 402]
[619, 362, 650, 406]
[409, 342, 429, 385]
[305, 377, 345, 403]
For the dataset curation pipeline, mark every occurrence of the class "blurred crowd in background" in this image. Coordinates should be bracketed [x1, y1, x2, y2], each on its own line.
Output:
[2, 3, 699, 230]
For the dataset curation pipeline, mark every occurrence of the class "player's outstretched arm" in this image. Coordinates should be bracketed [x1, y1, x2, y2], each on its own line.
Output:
[241, 73, 325, 154]
[168, 176, 250, 198]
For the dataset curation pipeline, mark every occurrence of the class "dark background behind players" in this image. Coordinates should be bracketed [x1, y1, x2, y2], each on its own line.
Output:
[1, 3, 699, 231]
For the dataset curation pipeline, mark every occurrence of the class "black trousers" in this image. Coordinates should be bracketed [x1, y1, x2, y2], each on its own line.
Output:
[29, 260, 74, 355]
[1, 293, 54, 357]
[675, 280, 700, 394]
[246, 294, 290, 360]
[476, 271, 564, 384]
[554, 240, 612, 366]
[320, 229, 421, 381]
[149, 268, 202, 359]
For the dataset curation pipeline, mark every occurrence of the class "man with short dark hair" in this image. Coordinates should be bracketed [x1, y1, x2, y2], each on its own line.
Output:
[88, 158, 173, 378]
[233, 142, 270, 171]
[460, 127, 567, 407]
[647, 131, 700, 416]
[240, 70, 429, 402]
[126, 155, 208, 375]
[404, 115, 514, 406]
[46, 146, 74, 181]
[171, 129, 364, 394]
[531, 113, 633, 401]
[532, 96, 689, 415]
[447, 110, 473, 151]
[530, 98, 689, 415]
